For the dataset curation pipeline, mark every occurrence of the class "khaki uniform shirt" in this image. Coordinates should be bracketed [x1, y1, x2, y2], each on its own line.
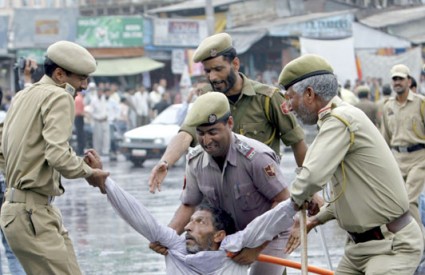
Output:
[381, 91, 425, 147]
[180, 73, 304, 154]
[1, 76, 92, 196]
[291, 96, 408, 233]
[182, 133, 287, 230]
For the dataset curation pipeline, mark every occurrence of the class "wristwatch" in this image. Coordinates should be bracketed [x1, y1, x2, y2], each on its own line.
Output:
[162, 160, 169, 171]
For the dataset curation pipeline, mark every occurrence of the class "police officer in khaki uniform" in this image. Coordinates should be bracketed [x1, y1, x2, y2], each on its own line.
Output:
[0, 41, 109, 275]
[281, 54, 423, 274]
[167, 92, 293, 275]
[149, 32, 307, 193]
[381, 64, 425, 227]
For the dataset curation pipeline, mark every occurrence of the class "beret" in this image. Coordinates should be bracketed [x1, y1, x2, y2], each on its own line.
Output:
[193, 33, 233, 63]
[278, 54, 334, 90]
[47, 41, 97, 75]
[390, 64, 410, 79]
[184, 92, 230, 127]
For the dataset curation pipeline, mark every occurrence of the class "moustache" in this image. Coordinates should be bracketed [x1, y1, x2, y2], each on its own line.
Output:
[185, 233, 195, 241]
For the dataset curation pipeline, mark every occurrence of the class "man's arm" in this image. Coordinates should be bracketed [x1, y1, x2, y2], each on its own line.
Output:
[149, 131, 193, 193]
[222, 199, 297, 253]
[229, 188, 295, 265]
[291, 140, 308, 167]
[271, 188, 290, 208]
[106, 178, 184, 250]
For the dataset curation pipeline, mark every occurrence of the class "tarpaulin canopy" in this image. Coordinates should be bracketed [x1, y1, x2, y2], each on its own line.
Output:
[92, 57, 164, 76]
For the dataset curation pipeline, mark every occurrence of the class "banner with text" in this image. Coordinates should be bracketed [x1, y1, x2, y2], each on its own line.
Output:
[77, 16, 144, 48]
[153, 18, 208, 47]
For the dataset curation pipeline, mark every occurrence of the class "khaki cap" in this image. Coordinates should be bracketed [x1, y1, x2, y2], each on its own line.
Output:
[193, 33, 233, 63]
[184, 92, 230, 127]
[47, 41, 96, 75]
[390, 64, 410, 79]
[278, 54, 334, 90]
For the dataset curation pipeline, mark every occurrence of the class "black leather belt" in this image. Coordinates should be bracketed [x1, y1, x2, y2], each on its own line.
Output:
[392, 144, 425, 153]
[348, 212, 412, 244]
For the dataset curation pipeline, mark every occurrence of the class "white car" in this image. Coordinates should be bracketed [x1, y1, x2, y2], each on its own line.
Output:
[120, 103, 191, 166]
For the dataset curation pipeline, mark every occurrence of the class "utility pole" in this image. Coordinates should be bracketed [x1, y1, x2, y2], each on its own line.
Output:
[205, 0, 215, 35]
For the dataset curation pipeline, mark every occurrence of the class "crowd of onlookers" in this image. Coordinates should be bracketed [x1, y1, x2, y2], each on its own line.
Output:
[72, 78, 176, 160]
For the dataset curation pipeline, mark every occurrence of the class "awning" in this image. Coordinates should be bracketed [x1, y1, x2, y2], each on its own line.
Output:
[226, 30, 267, 54]
[92, 57, 164, 76]
[353, 22, 411, 49]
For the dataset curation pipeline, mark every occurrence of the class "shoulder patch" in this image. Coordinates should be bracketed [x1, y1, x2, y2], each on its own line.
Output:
[187, 145, 204, 161]
[235, 138, 256, 160]
[263, 163, 276, 178]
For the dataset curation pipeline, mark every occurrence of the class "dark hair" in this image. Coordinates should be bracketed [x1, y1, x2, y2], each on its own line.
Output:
[196, 201, 236, 235]
[44, 57, 71, 77]
[357, 90, 369, 99]
[382, 84, 392, 96]
[409, 76, 417, 89]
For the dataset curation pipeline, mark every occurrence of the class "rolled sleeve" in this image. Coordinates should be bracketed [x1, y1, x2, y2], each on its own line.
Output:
[251, 152, 286, 200]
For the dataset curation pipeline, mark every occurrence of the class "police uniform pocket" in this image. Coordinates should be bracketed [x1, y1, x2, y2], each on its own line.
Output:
[1, 213, 16, 229]
[0, 203, 20, 229]
[234, 183, 262, 211]
[241, 123, 268, 142]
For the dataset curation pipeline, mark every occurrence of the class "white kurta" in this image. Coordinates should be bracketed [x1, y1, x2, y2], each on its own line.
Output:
[105, 178, 296, 275]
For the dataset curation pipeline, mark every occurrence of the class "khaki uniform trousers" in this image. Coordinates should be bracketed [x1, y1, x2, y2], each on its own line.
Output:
[394, 149, 425, 226]
[337, 219, 423, 275]
[0, 191, 82, 275]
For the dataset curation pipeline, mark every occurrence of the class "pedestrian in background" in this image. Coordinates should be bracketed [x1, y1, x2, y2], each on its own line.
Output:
[0, 40, 108, 275]
[280, 54, 423, 274]
[74, 91, 86, 156]
[90, 88, 110, 156]
[354, 85, 379, 126]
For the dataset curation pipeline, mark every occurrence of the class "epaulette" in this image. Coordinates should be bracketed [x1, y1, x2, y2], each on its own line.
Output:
[250, 80, 276, 98]
[235, 138, 256, 160]
[186, 145, 204, 161]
